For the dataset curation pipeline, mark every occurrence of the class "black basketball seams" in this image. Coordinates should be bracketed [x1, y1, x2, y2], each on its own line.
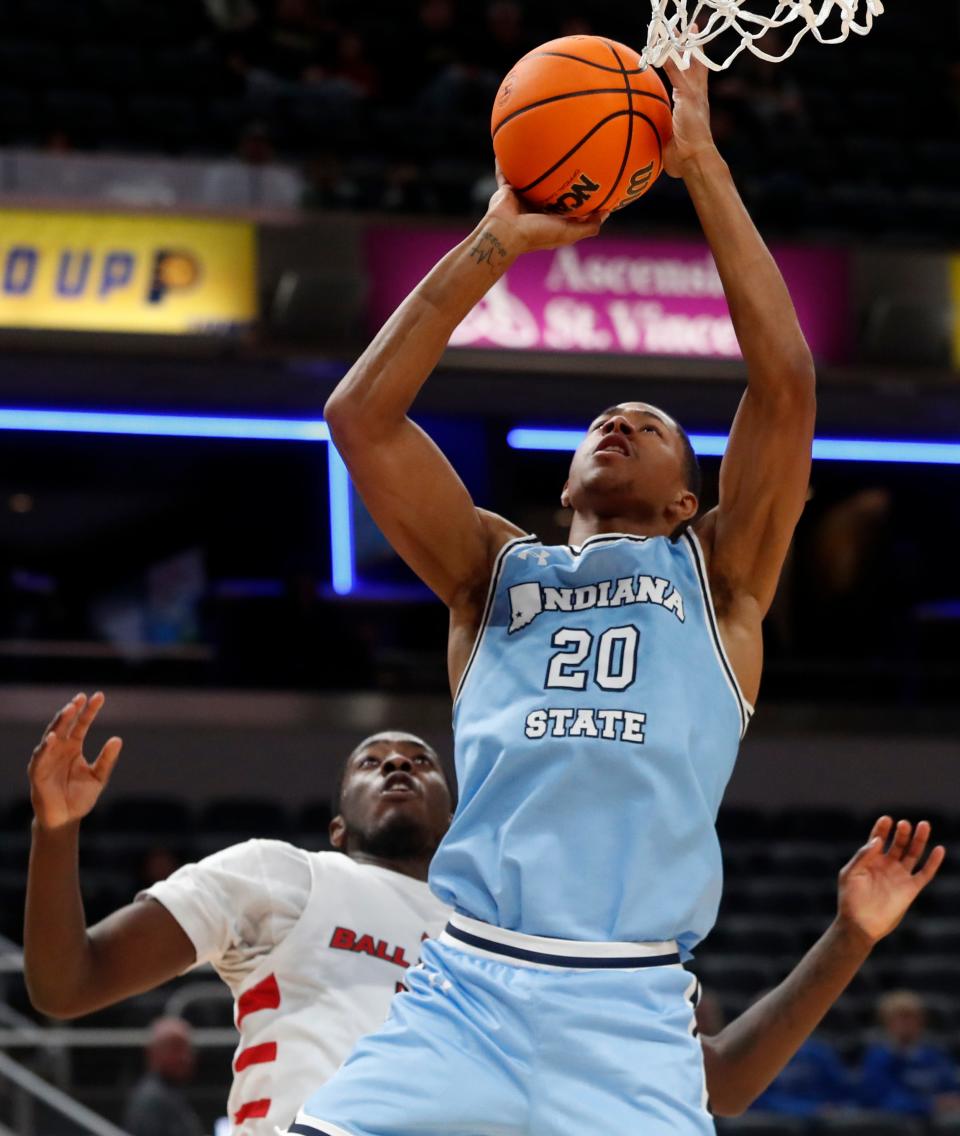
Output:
[516, 109, 665, 195]
[492, 87, 666, 139]
[531, 50, 668, 95]
[594, 39, 635, 212]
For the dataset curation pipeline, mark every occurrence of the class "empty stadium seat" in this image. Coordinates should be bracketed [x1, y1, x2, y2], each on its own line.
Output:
[716, 1116, 806, 1135]
[102, 796, 193, 835]
[716, 808, 778, 842]
[775, 807, 863, 843]
[43, 89, 120, 144]
[0, 87, 36, 140]
[818, 1113, 924, 1135]
[199, 798, 292, 841]
[0, 40, 66, 88]
[72, 42, 147, 92]
[126, 93, 203, 151]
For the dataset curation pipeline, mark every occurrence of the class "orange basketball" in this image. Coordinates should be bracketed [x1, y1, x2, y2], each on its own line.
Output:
[491, 35, 673, 218]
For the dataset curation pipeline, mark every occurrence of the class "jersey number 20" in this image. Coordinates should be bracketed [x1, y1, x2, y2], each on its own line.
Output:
[544, 626, 639, 692]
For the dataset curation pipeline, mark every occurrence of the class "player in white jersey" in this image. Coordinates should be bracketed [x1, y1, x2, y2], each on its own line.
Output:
[21, 698, 944, 1127]
[23, 692, 452, 1134]
[301, 55, 831, 1136]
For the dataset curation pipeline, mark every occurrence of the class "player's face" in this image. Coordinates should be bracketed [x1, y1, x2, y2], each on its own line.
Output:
[333, 733, 452, 858]
[563, 403, 693, 523]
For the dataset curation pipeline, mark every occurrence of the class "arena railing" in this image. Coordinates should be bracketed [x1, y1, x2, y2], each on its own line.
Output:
[0, 1050, 132, 1136]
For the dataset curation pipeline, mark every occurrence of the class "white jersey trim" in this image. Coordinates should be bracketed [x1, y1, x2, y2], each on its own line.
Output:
[288, 1113, 356, 1136]
[682, 529, 754, 739]
[684, 975, 711, 1114]
[567, 531, 650, 554]
[452, 533, 537, 710]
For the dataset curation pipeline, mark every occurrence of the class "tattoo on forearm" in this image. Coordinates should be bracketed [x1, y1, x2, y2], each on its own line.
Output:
[469, 230, 509, 267]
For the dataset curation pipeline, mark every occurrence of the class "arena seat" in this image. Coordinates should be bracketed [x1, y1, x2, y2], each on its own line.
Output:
[915, 919, 960, 955]
[71, 42, 146, 92]
[715, 1116, 806, 1135]
[774, 807, 863, 842]
[0, 87, 36, 140]
[716, 807, 778, 842]
[199, 798, 292, 841]
[817, 1113, 925, 1135]
[44, 90, 120, 146]
[131, 92, 209, 150]
[152, 45, 227, 96]
[102, 796, 194, 836]
[702, 915, 806, 960]
[0, 40, 65, 89]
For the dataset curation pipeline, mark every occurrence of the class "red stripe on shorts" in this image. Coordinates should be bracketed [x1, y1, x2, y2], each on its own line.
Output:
[236, 973, 280, 1026]
[234, 1098, 271, 1124]
[234, 1041, 278, 1072]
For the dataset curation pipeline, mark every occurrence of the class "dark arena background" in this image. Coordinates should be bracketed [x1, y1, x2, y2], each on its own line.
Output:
[0, 1, 959, 1134]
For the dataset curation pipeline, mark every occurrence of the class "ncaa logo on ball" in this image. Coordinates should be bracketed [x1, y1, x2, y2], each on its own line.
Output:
[497, 71, 517, 106]
[543, 172, 600, 215]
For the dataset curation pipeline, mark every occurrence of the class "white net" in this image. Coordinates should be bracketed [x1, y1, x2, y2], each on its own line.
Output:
[642, 0, 884, 71]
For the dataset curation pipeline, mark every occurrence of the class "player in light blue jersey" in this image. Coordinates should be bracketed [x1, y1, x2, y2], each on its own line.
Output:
[295, 57, 816, 1136]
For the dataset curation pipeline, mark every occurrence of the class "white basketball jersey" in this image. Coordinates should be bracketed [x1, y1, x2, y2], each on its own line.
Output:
[226, 853, 449, 1133]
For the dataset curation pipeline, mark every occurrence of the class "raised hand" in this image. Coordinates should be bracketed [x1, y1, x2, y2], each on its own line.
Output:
[837, 817, 945, 945]
[484, 163, 605, 255]
[27, 693, 123, 832]
[661, 53, 717, 179]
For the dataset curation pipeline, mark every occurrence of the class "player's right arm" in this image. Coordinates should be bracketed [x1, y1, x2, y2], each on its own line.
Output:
[324, 180, 603, 618]
[701, 817, 945, 1116]
[24, 694, 196, 1018]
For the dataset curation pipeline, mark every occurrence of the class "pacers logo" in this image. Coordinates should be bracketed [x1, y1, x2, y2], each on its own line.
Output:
[148, 249, 202, 305]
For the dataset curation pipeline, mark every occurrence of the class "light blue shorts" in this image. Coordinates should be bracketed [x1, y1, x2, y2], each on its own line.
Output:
[290, 915, 715, 1136]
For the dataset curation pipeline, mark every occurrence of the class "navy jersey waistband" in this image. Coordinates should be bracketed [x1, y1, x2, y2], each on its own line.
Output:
[439, 913, 681, 970]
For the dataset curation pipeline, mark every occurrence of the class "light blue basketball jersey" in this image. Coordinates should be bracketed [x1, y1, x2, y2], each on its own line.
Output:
[429, 530, 752, 957]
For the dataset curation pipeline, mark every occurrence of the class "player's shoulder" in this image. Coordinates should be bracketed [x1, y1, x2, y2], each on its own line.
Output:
[453, 509, 530, 614]
[477, 509, 528, 558]
[197, 837, 312, 878]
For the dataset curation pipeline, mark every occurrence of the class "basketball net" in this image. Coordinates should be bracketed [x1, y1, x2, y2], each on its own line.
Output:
[642, 0, 884, 70]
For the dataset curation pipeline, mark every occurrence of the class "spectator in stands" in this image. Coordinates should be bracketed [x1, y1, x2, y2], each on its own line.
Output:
[751, 1035, 852, 1117]
[122, 1016, 203, 1136]
[859, 990, 960, 1117]
[483, 0, 530, 78]
[334, 31, 380, 99]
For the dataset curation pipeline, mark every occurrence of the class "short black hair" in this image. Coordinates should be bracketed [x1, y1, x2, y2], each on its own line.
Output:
[333, 732, 454, 812]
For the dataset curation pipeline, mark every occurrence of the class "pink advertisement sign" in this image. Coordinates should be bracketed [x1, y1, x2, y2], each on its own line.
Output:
[366, 227, 850, 363]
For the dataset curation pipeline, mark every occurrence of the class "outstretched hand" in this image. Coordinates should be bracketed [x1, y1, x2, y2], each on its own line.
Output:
[837, 817, 945, 945]
[485, 163, 605, 254]
[661, 53, 718, 178]
[27, 693, 123, 831]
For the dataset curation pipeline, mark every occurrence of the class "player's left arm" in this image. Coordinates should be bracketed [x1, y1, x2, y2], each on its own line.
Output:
[701, 817, 945, 1117]
[664, 59, 816, 623]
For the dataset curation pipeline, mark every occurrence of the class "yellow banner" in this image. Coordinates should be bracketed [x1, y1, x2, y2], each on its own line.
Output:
[0, 210, 257, 334]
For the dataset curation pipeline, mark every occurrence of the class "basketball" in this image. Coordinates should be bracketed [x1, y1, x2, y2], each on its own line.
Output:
[491, 35, 674, 218]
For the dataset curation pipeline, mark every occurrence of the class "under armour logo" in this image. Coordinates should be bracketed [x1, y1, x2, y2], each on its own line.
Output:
[518, 548, 550, 566]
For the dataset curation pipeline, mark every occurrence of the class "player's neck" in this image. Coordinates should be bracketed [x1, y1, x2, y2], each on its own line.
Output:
[568, 512, 676, 546]
[347, 849, 430, 882]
